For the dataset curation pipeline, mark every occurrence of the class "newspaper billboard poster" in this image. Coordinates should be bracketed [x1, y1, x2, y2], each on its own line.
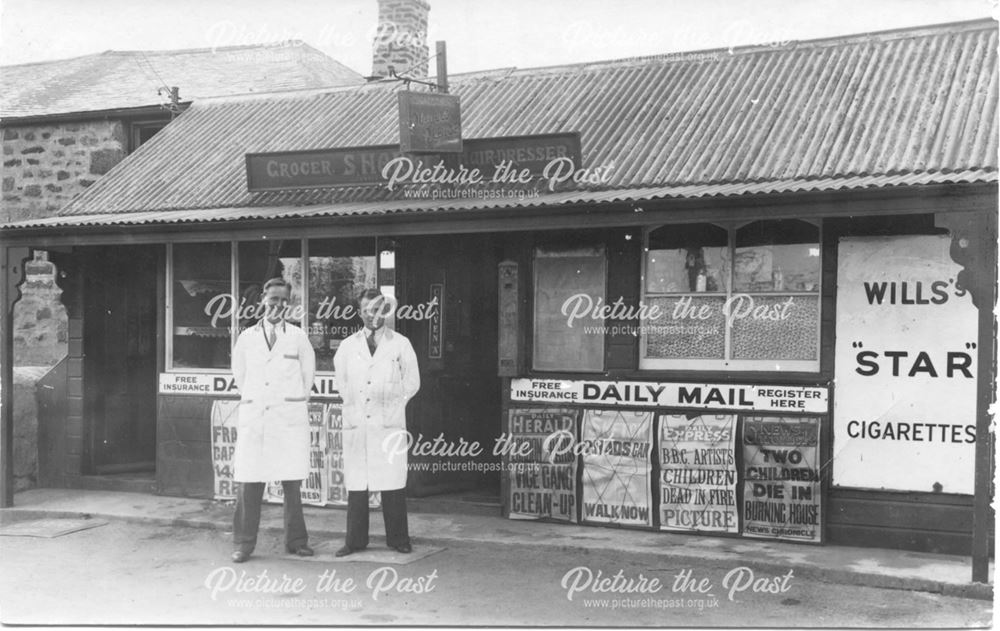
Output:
[265, 402, 327, 506]
[659, 414, 738, 533]
[210, 400, 240, 500]
[325, 404, 382, 508]
[506, 407, 578, 522]
[742, 416, 822, 542]
[834, 235, 977, 493]
[580, 409, 653, 526]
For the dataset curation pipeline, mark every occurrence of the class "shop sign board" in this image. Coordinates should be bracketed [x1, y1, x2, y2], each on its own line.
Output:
[398, 90, 462, 153]
[580, 410, 653, 527]
[245, 133, 581, 191]
[833, 235, 977, 493]
[510, 378, 827, 414]
[160, 372, 339, 398]
[659, 414, 738, 533]
[741, 416, 822, 542]
[505, 407, 578, 522]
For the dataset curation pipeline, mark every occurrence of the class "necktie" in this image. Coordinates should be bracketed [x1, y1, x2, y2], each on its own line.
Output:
[367, 330, 377, 355]
[267, 325, 277, 350]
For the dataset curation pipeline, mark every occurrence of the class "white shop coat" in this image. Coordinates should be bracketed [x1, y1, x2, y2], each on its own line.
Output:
[231, 320, 316, 482]
[333, 327, 420, 491]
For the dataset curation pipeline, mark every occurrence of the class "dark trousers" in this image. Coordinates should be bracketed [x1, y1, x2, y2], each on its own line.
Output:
[233, 481, 308, 552]
[345, 488, 410, 549]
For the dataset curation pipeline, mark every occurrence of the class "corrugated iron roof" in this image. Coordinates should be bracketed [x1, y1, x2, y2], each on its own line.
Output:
[0, 42, 363, 118]
[7, 19, 997, 229]
[7, 170, 994, 231]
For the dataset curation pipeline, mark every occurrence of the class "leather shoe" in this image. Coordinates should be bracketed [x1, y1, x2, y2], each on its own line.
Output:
[335, 545, 364, 557]
[286, 544, 314, 557]
[231, 549, 251, 563]
[391, 543, 412, 554]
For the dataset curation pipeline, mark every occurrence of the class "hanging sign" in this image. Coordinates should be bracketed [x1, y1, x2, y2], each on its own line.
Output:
[398, 90, 462, 153]
[580, 410, 653, 527]
[742, 416, 822, 543]
[833, 235, 977, 493]
[659, 414, 739, 533]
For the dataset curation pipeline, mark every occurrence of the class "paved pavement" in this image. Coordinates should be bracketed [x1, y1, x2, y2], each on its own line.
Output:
[1, 488, 993, 601]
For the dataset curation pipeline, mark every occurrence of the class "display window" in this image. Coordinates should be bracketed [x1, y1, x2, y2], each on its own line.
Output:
[641, 220, 821, 371]
[166, 238, 378, 371]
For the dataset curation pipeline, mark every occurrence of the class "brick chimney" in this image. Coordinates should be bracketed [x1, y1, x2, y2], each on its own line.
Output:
[371, 0, 430, 79]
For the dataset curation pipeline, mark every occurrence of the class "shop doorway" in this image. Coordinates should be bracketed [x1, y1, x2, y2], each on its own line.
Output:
[401, 234, 502, 500]
[82, 245, 159, 474]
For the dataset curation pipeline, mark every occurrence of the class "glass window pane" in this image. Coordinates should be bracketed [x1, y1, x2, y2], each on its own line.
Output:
[730, 295, 819, 360]
[308, 238, 377, 371]
[172, 242, 231, 369]
[646, 224, 729, 294]
[643, 296, 726, 359]
[533, 246, 605, 371]
[237, 240, 303, 332]
[734, 221, 820, 293]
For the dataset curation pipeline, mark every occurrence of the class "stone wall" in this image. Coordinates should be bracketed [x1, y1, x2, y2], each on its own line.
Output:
[13, 366, 48, 491]
[2, 120, 126, 223]
[13, 251, 68, 366]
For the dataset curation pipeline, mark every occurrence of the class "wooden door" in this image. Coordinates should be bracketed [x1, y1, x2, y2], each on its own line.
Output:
[83, 246, 158, 473]
[400, 234, 502, 496]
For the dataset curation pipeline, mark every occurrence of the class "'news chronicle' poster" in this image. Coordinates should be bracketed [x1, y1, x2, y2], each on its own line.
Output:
[742, 416, 822, 542]
[659, 414, 738, 534]
[834, 235, 977, 493]
[506, 407, 578, 522]
[580, 410, 653, 527]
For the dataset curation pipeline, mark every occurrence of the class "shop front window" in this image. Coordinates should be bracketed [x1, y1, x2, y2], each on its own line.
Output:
[237, 240, 303, 332]
[533, 245, 606, 372]
[167, 239, 378, 372]
[170, 242, 232, 369]
[641, 220, 821, 371]
[307, 238, 377, 371]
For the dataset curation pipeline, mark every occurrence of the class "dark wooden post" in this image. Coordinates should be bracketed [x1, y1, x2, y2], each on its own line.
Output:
[1, 245, 30, 507]
[938, 208, 997, 584]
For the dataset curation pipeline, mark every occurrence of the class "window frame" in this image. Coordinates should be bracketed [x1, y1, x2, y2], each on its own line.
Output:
[531, 243, 608, 373]
[165, 238, 384, 373]
[639, 219, 822, 373]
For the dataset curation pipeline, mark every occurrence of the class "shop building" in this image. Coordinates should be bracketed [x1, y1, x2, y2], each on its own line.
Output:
[1, 19, 995, 562]
[0, 41, 364, 492]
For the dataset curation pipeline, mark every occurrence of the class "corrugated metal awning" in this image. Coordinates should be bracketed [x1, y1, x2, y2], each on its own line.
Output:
[5, 170, 995, 230]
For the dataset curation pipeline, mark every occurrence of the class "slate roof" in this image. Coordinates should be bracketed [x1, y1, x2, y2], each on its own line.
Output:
[0, 42, 363, 118]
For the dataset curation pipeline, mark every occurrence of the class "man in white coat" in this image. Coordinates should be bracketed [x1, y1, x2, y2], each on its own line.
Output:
[333, 288, 420, 555]
[230, 277, 316, 563]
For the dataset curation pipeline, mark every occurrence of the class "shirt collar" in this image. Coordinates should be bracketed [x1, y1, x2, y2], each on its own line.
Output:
[263, 319, 285, 335]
